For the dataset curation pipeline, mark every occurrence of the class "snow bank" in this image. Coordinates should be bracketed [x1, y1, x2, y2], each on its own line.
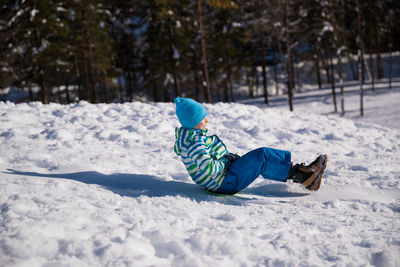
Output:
[0, 100, 399, 266]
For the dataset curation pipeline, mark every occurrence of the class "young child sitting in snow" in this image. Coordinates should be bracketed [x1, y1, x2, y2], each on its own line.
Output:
[173, 97, 327, 195]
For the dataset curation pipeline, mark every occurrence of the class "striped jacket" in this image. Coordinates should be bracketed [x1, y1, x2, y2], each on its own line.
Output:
[174, 127, 230, 191]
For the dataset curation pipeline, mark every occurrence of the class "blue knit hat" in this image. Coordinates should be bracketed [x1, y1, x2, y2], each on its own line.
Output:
[174, 97, 208, 128]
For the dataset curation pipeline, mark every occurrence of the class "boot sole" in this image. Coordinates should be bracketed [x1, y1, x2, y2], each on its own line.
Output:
[307, 159, 326, 191]
[302, 155, 328, 191]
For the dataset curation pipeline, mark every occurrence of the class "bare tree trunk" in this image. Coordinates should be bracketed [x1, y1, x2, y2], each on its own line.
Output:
[273, 48, 279, 95]
[285, 0, 293, 111]
[34, 24, 50, 104]
[88, 57, 97, 103]
[276, 30, 286, 76]
[363, 54, 372, 82]
[82, 54, 91, 101]
[126, 69, 133, 101]
[291, 56, 296, 92]
[27, 83, 34, 102]
[163, 82, 170, 102]
[322, 50, 331, 84]
[74, 56, 83, 100]
[348, 54, 358, 80]
[275, 30, 286, 96]
[215, 83, 221, 102]
[173, 71, 181, 97]
[358, 49, 364, 116]
[338, 54, 345, 116]
[168, 22, 181, 98]
[197, 0, 212, 103]
[65, 79, 71, 104]
[376, 33, 384, 79]
[246, 68, 254, 98]
[329, 49, 337, 112]
[315, 51, 322, 89]
[228, 78, 235, 102]
[356, 0, 364, 116]
[226, 57, 235, 102]
[118, 78, 125, 103]
[29, 83, 34, 102]
[100, 75, 107, 103]
[260, 30, 269, 104]
[57, 85, 62, 103]
[39, 72, 49, 104]
[369, 53, 375, 91]
[255, 65, 260, 90]
[295, 59, 301, 92]
[389, 45, 392, 89]
[123, 39, 134, 102]
[222, 56, 229, 102]
[19, 87, 25, 103]
[361, 52, 365, 84]
[223, 79, 229, 102]
[252, 66, 258, 97]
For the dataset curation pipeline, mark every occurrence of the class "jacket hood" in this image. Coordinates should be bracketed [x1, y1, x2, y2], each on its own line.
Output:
[174, 127, 207, 155]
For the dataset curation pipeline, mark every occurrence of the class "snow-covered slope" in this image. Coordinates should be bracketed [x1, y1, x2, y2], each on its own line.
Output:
[241, 79, 400, 130]
[0, 99, 399, 266]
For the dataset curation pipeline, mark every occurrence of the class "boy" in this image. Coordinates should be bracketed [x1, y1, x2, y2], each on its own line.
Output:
[173, 97, 327, 195]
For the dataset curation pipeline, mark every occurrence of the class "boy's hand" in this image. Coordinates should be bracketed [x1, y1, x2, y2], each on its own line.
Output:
[224, 153, 240, 163]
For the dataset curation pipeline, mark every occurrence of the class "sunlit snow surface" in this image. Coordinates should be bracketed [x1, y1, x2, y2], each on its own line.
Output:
[1, 86, 399, 266]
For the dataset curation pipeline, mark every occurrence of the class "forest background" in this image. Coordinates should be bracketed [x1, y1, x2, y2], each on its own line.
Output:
[0, 0, 399, 111]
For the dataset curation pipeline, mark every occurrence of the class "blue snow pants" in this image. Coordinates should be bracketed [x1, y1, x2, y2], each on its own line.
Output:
[215, 147, 291, 194]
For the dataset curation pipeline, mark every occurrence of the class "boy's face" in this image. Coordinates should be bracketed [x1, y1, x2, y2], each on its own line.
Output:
[194, 117, 208, 130]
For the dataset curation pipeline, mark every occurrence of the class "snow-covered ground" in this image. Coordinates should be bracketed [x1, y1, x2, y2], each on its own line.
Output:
[241, 78, 400, 130]
[1, 81, 400, 266]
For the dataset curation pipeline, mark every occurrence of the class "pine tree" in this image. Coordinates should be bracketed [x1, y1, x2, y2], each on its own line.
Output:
[196, 0, 238, 103]
[242, 0, 276, 104]
[205, 0, 242, 102]
[106, 0, 145, 102]
[142, 0, 187, 102]
[0, 3, 18, 99]
[3, 0, 67, 103]
[69, 0, 115, 103]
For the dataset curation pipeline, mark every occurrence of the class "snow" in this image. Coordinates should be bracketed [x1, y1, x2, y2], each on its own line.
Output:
[30, 9, 39, 21]
[318, 21, 334, 38]
[1, 86, 400, 266]
[241, 78, 400, 130]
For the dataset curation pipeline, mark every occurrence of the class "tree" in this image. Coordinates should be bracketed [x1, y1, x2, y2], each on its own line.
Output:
[384, 0, 400, 89]
[206, 3, 242, 102]
[70, 0, 116, 103]
[197, 0, 212, 103]
[106, 0, 144, 102]
[196, 0, 238, 103]
[337, 47, 345, 116]
[317, 0, 340, 113]
[242, 0, 275, 104]
[2, 0, 67, 103]
[283, 0, 296, 111]
[1, 0, 399, 104]
[356, 0, 365, 116]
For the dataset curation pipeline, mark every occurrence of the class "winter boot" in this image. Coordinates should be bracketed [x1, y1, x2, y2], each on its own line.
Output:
[285, 155, 328, 191]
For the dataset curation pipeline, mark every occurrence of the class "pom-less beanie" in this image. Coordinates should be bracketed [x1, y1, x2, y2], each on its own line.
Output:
[175, 97, 208, 129]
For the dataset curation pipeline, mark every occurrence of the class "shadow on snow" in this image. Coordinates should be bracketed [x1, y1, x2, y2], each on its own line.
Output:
[4, 169, 308, 205]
